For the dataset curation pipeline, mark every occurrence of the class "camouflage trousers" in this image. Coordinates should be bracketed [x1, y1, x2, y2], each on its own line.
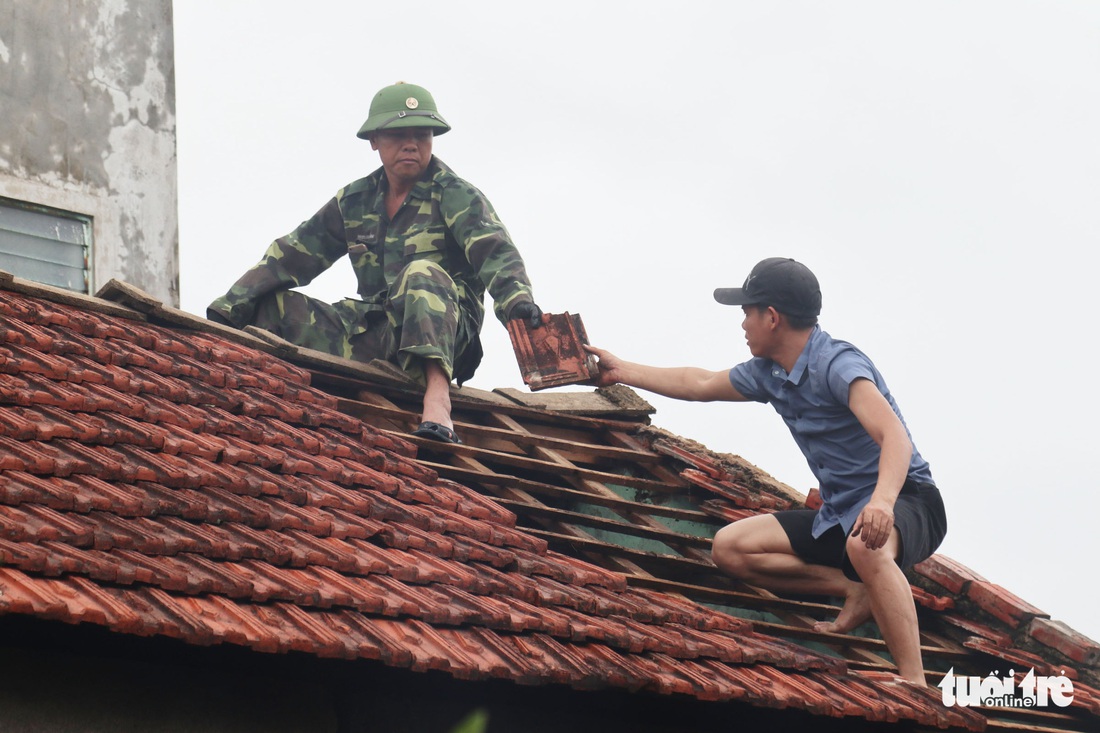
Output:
[248, 261, 482, 385]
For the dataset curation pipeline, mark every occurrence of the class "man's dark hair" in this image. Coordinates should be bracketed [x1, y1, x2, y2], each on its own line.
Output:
[784, 312, 818, 329]
[746, 303, 818, 330]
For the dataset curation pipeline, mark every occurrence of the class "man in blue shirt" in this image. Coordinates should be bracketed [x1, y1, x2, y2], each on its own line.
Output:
[586, 257, 946, 685]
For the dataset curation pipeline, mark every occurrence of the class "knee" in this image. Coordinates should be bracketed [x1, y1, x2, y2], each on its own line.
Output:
[395, 260, 459, 296]
[711, 523, 753, 579]
[845, 533, 894, 578]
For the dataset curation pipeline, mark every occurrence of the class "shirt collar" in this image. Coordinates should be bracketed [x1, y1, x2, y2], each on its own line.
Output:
[411, 156, 444, 199]
[784, 325, 822, 386]
[374, 156, 444, 202]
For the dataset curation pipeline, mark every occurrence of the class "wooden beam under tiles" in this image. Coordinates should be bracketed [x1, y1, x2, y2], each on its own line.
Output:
[916, 625, 975, 658]
[523, 527, 721, 577]
[451, 392, 652, 434]
[447, 453, 653, 578]
[487, 413, 713, 564]
[724, 588, 898, 671]
[624, 574, 843, 617]
[750, 600, 907, 674]
[416, 458, 715, 523]
[606, 429, 696, 487]
[337, 393, 681, 495]
[317, 369, 648, 434]
[431, 410, 725, 599]
[747, 618, 967, 660]
[741, 587, 969, 675]
[808, 619, 967, 679]
[491, 498, 713, 551]
[413, 439, 683, 495]
[338, 396, 665, 467]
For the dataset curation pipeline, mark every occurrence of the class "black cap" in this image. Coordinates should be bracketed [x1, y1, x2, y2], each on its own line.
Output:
[713, 257, 822, 318]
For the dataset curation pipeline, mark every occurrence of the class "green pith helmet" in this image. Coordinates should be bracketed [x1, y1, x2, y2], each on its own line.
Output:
[356, 82, 450, 139]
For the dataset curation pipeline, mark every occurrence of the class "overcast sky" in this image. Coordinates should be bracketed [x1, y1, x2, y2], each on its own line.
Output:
[173, 1, 1100, 645]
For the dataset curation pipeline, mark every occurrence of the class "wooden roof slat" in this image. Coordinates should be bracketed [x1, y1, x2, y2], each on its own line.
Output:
[447, 453, 654, 578]
[317, 370, 648, 432]
[333, 396, 677, 493]
[748, 618, 966, 659]
[414, 457, 714, 523]
[624, 573, 842, 616]
[523, 527, 722, 576]
[411, 438, 683, 494]
[492, 498, 713, 550]
[335, 396, 665, 467]
[433, 464, 710, 523]
[483, 414, 715, 567]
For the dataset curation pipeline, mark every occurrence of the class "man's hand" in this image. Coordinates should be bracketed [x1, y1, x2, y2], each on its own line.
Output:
[583, 344, 627, 387]
[508, 301, 543, 329]
[851, 498, 895, 551]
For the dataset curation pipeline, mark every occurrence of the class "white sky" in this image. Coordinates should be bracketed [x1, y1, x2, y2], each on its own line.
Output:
[174, 1, 1100, 645]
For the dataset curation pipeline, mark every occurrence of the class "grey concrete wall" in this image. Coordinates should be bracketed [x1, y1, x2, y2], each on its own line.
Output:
[0, 0, 178, 305]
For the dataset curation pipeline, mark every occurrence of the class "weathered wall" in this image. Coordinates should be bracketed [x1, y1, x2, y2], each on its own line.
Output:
[0, 0, 178, 305]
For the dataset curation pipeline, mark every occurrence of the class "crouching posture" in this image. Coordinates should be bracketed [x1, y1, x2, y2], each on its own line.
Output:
[208, 82, 542, 444]
[586, 257, 946, 684]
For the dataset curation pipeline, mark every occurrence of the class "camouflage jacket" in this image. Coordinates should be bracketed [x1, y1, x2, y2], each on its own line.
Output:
[208, 156, 534, 337]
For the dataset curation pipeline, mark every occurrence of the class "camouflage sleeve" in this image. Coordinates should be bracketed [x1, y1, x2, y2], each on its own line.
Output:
[206, 196, 349, 327]
[441, 181, 535, 324]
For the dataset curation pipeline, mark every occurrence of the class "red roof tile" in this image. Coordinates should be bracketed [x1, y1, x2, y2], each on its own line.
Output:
[967, 581, 1049, 629]
[915, 553, 989, 595]
[1030, 617, 1100, 667]
[506, 312, 599, 391]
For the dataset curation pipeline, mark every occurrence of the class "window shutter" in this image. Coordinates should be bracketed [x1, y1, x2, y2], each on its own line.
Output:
[0, 198, 92, 293]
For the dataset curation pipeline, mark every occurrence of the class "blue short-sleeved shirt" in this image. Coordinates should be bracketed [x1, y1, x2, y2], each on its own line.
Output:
[728, 326, 934, 538]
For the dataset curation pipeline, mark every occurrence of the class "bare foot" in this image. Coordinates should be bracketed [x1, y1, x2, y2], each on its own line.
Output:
[814, 584, 873, 633]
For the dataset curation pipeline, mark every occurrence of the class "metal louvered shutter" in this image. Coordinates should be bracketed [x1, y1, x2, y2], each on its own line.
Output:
[0, 197, 92, 293]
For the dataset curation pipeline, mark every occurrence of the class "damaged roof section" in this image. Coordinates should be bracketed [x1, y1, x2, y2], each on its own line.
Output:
[1, 273, 1099, 731]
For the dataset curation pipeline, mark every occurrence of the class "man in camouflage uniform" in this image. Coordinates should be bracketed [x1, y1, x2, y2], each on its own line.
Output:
[208, 82, 542, 444]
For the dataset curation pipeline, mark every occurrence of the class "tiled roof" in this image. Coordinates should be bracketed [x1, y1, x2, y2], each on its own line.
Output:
[1, 273, 1098, 731]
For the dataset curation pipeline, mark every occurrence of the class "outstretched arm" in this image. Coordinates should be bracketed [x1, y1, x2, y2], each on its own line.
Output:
[585, 345, 747, 402]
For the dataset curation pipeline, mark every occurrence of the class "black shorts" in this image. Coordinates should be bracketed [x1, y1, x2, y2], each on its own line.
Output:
[774, 481, 947, 582]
